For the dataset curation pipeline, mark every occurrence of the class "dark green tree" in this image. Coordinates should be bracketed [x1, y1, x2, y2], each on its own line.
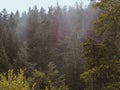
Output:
[80, 0, 120, 90]
[0, 47, 11, 73]
[27, 6, 52, 71]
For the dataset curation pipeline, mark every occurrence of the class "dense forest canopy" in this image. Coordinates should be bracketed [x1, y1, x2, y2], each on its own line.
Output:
[0, 0, 120, 90]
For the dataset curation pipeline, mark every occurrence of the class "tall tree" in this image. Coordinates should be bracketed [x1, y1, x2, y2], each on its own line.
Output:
[80, 0, 120, 89]
[27, 6, 52, 71]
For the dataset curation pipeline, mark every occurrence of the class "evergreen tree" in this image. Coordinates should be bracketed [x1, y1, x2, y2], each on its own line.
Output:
[80, 0, 120, 89]
[30, 62, 69, 90]
[0, 47, 11, 73]
[27, 6, 52, 71]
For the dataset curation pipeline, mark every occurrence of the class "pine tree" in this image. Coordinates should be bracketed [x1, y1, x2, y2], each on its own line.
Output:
[80, 0, 120, 89]
[27, 6, 52, 71]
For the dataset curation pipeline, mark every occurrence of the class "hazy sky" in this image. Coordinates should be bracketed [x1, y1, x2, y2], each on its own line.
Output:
[0, 0, 90, 13]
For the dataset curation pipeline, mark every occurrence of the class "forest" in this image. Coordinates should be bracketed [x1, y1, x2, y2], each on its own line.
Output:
[0, 0, 120, 90]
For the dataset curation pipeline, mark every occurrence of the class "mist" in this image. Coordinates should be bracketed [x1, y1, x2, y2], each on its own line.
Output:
[0, 1, 101, 90]
[14, 1, 99, 43]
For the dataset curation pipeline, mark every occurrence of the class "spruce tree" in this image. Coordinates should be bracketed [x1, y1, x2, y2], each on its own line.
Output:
[80, 0, 120, 89]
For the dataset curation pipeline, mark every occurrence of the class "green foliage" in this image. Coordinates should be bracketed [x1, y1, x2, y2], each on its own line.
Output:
[30, 62, 69, 90]
[80, 0, 120, 89]
[80, 38, 120, 89]
[94, 0, 120, 41]
[0, 69, 34, 90]
[56, 33, 85, 90]
[14, 46, 28, 69]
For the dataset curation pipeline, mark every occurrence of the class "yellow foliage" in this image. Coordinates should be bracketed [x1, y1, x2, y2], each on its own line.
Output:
[45, 86, 49, 90]
[0, 69, 34, 90]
